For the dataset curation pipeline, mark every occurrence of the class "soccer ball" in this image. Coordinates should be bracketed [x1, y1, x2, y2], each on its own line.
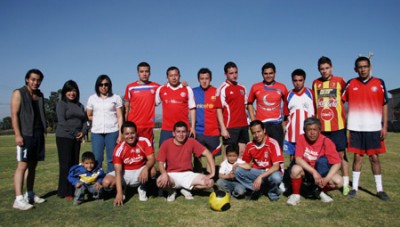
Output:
[209, 190, 231, 211]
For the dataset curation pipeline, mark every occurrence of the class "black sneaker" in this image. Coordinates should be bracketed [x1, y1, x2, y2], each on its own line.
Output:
[377, 191, 390, 201]
[347, 189, 357, 199]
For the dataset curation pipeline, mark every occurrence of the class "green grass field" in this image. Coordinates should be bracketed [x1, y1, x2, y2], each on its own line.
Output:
[0, 132, 399, 227]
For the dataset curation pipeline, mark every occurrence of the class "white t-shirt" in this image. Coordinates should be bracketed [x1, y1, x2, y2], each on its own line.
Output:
[219, 158, 245, 175]
[86, 93, 122, 133]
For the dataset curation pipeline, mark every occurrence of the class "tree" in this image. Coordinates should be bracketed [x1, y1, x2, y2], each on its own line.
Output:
[45, 89, 61, 131]
[1, 116, 12, 130]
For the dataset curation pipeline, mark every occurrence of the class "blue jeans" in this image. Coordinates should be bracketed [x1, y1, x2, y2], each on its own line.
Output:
[234, 167, 283, 201]
[91, 131, 118, 173]
[216, 179, 246, 198]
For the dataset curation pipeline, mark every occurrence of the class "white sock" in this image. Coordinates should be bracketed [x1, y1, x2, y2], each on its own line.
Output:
[343, 176, 349, 187]
[16, 195, 24, 201]
[352, 171, 361, 191]
[374, 175, 383, 192]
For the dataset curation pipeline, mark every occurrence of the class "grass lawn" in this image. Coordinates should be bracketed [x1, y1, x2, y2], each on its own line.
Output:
[0, 132, 399, 227]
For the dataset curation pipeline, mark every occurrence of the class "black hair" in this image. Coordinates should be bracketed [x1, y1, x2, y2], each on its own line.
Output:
[166, 66, 180, 76]
[81, 151, 95, 162]
[121, 121, 137, 134]
[225, 143, 239, 155]
[61, 80, 80, 103]
[261, 62, 276, 73]
[249, 120, 265, 130]
[291, 69, 306, 80]
[355, 56, 371, 68]
[25, 69, 44, 85]
[137, 62, 150, 71]
[197, 68, 212, 81]
[173, 121, 188, 131]
[224, 61, 237, 73]
[318, 56, 332, 68]
[94, 74, 113, 97]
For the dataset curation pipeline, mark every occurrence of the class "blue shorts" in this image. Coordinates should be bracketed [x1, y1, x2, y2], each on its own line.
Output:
[322, 129, 347, 151]
[283, 140, 296, 155]
[223, 126, 249, 145]
[196, 134, 222, 156]
[348, 131, 386, 156]
[17, 129, 45, 162]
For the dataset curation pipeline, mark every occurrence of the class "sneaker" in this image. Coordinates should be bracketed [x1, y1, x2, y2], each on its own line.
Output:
[286, 194, 301, 206]
[25, 192, 46, 204]
[342, 185, 351, 196]
[180, 188, 194, 200]
[347, 189, 357, 199]
[137, 186, 148, 201]
[13, 198, 34, 210]
[320, 192, 333, 203]
[166, 190, 176, 202]
[279, 182, 286, 193]
[377, 191, 390, 201]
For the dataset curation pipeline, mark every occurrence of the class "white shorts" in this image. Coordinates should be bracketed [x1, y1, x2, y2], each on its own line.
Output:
[108, 166, 146, 187]
[168, 171, 200, 190]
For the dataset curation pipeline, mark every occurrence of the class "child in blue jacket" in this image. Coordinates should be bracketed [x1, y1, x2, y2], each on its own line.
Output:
[68, 151, 105, 205]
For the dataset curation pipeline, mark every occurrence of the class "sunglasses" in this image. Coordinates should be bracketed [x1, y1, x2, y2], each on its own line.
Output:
[99, 83, 109, 87]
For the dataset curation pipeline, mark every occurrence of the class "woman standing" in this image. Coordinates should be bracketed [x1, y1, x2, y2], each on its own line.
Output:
[86, 75, 123, 173]
[56, 80, 87, 200]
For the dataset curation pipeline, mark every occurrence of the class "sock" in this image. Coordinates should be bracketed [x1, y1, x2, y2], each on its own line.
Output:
[27, 191, 34, 197]
[343, 176, 349, 187]
[374, 175, 383, 192]
[16, 195, 24, 201]
[352, 171, 361, 191]
[291, 178, 302, 195]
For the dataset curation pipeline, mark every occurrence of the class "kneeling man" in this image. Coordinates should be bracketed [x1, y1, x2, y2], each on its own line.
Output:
[234, 120, 284, 201]
[156, 121, 215, 201]
[103, 121, 155, 206]
[287, 117, 343, 206]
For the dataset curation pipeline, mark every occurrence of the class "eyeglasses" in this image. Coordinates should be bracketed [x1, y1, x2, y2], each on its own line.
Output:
[99, 83, 109, 87]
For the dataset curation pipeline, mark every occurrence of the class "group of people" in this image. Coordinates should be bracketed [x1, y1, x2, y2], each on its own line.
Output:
[11, 56, 389, 210]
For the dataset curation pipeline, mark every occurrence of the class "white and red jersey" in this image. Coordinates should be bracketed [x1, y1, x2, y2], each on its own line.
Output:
[124, 81, 160, 128]
[155, 83, 196, 131]
[216, 80, 248, 128]
[342, 77, 388, 132]
[247, 81, 288, 123]
[295, 134, 341, 168]
[284, 88, 315, 143]
[242, 136, 284, 170]
[112, 138, 154, 170]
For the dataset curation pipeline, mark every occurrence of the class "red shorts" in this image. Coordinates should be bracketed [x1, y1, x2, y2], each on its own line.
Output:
[348, 131, 386, 156]
[137, 127, 154, 145]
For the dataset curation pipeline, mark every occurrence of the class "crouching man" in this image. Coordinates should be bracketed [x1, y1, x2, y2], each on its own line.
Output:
[156, 121, 215, 201]
[287, 117, 343, 205]
[234, 120, 284, 201]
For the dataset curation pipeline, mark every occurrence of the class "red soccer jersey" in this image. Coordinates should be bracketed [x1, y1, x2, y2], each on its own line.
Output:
[295, 134, 341, 168]
[284, 88, 315, 143]
[156, 138, 205, 172]
[112, 138, 154, 170]
[242, 136, 284, 170]
[312, 75, 346, 132]
[342, 77, 388, 132]
[193, 86, 220, 136]
[124, 81, 160, 128]
[247, 81, 288, 123]
[155, 83, 196, 131]
[215, 80, 248, 128]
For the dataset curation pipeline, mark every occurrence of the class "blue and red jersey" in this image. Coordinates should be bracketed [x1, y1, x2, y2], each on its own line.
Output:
[193, 86, 219, 136]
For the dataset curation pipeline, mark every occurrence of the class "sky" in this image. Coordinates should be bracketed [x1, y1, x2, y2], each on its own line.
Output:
[1, 0, 399, 120]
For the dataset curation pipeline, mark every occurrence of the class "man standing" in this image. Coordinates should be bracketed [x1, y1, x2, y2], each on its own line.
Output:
[342, 56, 389, 201]
[312, 56, 350, 195]
[11, 69, 47, 210]
[155, 66, 196, 147]
[247, 62, 288, 149]
[234, 120, 284, 201]
[156, 121, 215, 201]
[193, 68, 221, 172]
[124, 62, 160, 144]
[284, 69, 315, 158]
[286, 117, 343, 206]
[216, 62, 249, 156]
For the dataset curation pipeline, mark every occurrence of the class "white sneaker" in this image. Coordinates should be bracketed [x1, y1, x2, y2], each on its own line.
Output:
[166, 190, 176, 202]
[137, 186, 148, 201]
[287, 194, 301, 206]
[320, 192, 333, 203]
[13, 198, 34, 210]
[24, 192, 46, 204]
[180, 188, 194, 200]
[279, 182, 286, 193]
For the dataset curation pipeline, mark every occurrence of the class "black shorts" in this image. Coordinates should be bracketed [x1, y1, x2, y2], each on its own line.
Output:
[263, 122, 284, 149]
[322, 129, 347, 151]
[223, 126, 249, 145]
[196, 134, 222, 156]
[17, 129, 45, 162]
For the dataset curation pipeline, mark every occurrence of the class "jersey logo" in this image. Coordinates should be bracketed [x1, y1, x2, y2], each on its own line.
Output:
[262, 94, 276, 106]
[180, 92, 187, 97]
[371, 86, 378, 92]
[151, 89, 155, 94]
[240, 89, 245, 95]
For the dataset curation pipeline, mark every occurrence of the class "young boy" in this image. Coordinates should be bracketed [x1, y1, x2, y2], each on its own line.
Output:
[68, 151, 105, 205]
[216, 144, 246, 198]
